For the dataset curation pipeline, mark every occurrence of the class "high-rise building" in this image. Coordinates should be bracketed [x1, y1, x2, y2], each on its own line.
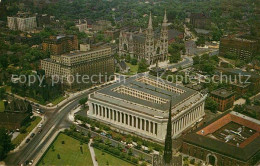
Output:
[119, 11, 169, 65]
[7, 11, 37, 32]
[42, 35, 78, 55]
[219, 36, 259, 61]
[41, 46, 114, 90]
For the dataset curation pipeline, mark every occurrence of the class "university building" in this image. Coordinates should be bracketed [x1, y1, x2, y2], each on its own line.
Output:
[7, 11, 37, 32]
[182, 111, 260, 166]
[41, 46, 114, 90]
[119, 11, 168, 65]
[42, 35, 78, 55]
[87, 74, 206, 143]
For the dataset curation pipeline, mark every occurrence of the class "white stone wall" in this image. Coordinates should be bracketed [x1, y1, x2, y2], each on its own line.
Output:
[87, 94, 206, 143]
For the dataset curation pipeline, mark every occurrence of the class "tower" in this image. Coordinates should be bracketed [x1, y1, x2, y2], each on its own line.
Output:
[163, 99, 173, 165]
[161, 10, 168, 61]
[129, 32, 134, 57]
[146, 12, 155, 64]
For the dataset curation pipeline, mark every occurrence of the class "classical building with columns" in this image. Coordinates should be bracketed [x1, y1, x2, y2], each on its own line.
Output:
[87, 74, 206, 143]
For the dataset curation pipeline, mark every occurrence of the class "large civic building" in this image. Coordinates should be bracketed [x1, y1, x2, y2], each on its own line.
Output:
[41, 46, 114, 90]
[87, 75, 206, 142]
[7, 11, 37, 32]
[119, 11, 168, 65]
[182, 111, 260, 166]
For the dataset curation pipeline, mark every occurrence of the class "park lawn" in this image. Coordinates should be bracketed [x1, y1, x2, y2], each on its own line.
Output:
[0, 100, 4, 112]
[94, 148, 134, 166]
[51, 96, 66, 105]
[12, 116, 42, 146]
[38, 133, 93, 166]
[126, 63, 138, 75]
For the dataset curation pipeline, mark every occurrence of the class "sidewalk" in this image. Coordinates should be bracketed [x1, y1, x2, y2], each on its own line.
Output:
[7, 80, 116, 110]
[88, 139, 98, 166]
[32, 128, 65, 166]
[11, 114, 45, 153]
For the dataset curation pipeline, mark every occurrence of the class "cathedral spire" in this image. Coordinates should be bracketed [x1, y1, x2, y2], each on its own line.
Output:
[148, 11, 153, 29]
[129, 32, 133, 41]
[139, 27, 142, 33]
[163, 10, 167, 23]
[163, 98, 173, 164]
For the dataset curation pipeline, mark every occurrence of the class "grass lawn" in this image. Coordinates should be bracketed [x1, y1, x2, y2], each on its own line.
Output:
[0, 100, 5, 112]
[51, 96, 66, 105]
[12, 116, 42, 146]
[94, 148, 134, 166]
[126, 63, 138, 75]
[38, 134, 93, 166]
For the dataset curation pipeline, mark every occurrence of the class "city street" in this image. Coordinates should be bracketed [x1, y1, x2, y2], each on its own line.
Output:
[4, 89, 96, 166]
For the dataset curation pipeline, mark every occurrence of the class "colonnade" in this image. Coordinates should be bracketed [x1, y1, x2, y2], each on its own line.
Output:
[90, 103, 158, 136]
[173, 102, 204, 136]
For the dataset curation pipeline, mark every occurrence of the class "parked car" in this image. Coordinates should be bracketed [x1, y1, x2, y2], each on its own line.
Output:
[100, 132, 106, 136]
[30, 133, 35, 138]
[26, 138, 30, 143]
[38, 129, 42, 133]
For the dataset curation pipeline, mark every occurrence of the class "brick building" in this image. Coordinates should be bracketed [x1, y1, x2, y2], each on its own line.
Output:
[216, 67, 260, 94]
[190, 13, 211, 29]
[0, 99, 30, 130]
[42, 35, 78, 55]
[219, 36, 259, 61]
[182, 111, 260, 166]
[210, 88, 235, 112]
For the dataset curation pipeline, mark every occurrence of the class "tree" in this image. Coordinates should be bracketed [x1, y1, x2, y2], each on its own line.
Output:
[125, 54, 131, 63]
[0, 128, 14, 160]
[27, 103, 32, 115]
[0, 88, 6, 100]
[169, 52, 181, 63]
[196, 36, 205, 46]
[130, 58, 137, 65]
[79, 97, 88, 108]
[205, 97, 218, 113]
[137, 59, 148, 73]
[193, 55, 200, 65]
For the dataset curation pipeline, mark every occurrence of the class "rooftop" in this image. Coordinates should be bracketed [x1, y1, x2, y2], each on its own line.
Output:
[91, 74, 200, 118]
[210, 88, 234, 98]
[183, 111, 260, 161]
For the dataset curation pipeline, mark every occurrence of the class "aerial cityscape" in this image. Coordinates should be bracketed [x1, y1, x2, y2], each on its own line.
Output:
[0, 0, 259, 166]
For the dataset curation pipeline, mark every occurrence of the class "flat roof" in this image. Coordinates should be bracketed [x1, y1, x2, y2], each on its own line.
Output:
[183, 111, 260, 161]
[91, 74, 199, 117]
[210, 88, 234, 98]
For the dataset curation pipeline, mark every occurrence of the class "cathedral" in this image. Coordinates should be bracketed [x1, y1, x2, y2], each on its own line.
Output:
[119, 11, 168, 65]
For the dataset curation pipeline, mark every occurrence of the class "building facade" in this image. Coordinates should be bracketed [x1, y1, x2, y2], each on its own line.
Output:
[76, 19, 88, 32]
[190, 13, 211, 29]
[219, 36, 259, 61]
[210, 88, 235, 112]
[7, 12, 37, 32]
[41, 46, 114, 90]
[87, 75, 206, 143]
[42, 35, 78, 55]
[119, 12, 168, 65]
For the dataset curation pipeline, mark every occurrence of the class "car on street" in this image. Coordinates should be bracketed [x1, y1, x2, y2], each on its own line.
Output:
[25, 138, 30, 143]
[30, 133, 35, 138]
